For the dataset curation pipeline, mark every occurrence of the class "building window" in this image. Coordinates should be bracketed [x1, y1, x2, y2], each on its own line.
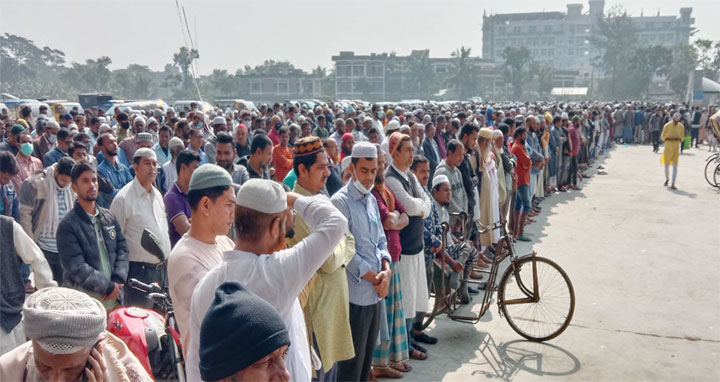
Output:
[337, 65, 351, 77]
[337, 80, 351, 93]
[499, 27, 506, 35]
[513, 26, 521, 33]
[663, 21, 671, 28]
[352, 65, 364, 76]
[529, 26, 537, 33]
[249, 80, 261, 94]
[368, 63, 383, 77]
[276, 81, 289, 93]
[646, 22, 655, 29]
[544, 25, 552, 33]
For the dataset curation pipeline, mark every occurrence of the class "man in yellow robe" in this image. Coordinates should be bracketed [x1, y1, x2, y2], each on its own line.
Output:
[660, 112, 685, 190]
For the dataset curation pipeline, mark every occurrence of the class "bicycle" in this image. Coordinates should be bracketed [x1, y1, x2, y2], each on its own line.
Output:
[704, 152, 719, 188]
[422, 212, 575, 342]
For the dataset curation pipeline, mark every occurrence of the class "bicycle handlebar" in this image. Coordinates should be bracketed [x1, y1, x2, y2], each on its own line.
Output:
[128, 278, 162, 294]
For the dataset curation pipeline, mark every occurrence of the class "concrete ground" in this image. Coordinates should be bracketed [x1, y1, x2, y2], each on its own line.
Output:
[406, 144, 720, 381]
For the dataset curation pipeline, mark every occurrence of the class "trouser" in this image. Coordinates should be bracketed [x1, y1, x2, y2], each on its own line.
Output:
[0, 321, 24, 356]
[691, 127, 699, 146]
[124, 261, 167, 308]
[623, 125, 633, 143]
[569, 155, 578, 186]
[651, 131, 661, 151]
[41, 249, 63, 285]
[529, 170, 538, 198]
[514, 184, 531, 213]
[664, 163, 678, 184]
[312, 334, 338, 382]
[337, 301, 382, 382]
[560, 155, 570, 186]
[19, 263, 30, 285]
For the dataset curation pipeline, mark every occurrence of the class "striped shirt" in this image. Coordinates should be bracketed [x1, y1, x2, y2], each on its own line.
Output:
[37, 191, 69, 253]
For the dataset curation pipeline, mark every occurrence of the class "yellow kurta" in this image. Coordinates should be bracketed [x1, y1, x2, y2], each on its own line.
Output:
[286, 183, 356, 373]
[660, 121, 685, 165]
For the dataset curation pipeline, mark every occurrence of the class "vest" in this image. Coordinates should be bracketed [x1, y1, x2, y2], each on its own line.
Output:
[0, 215, 24, 333]
[385, 166, 424, 255]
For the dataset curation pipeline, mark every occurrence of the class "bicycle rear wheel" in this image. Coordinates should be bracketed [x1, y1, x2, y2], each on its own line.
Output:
[498, 256, 575, 342]
[705, 158, 719, 187]
[714, 163, 720, 189]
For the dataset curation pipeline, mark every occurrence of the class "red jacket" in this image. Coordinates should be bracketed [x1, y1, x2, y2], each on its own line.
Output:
[510, 141, 531, 186]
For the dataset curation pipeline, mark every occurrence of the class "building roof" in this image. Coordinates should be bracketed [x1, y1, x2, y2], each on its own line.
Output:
[551, 87, 588, 96]
[703, 77, 720, 93]
[485, 12, 565, 23]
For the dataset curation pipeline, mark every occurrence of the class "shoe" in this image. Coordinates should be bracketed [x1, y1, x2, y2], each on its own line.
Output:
[414, 332, 438, 345]
[670, 184, 677, 190]
[467, 286, 480, 294]
[516, 235, 531, 242]
[663, 180, 669, 187]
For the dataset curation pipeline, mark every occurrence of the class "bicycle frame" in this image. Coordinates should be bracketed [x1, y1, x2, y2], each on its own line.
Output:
[436, 213, 539, 325]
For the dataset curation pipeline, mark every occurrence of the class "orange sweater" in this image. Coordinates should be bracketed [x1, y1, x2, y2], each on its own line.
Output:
[272, 144, 294, 182]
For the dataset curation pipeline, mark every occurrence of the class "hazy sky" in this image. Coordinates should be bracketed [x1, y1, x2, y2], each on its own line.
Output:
[1, 0, 718, 75]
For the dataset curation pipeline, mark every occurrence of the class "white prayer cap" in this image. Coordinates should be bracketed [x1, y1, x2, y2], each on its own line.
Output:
[23, 287, 106, 354]
[235, 179, 287, 214]
[133, 147, 157, 160]
[351, 141, 377, 159]
[492, 129, 504, 140]
[146, 117, 158, 126]
[417, 123, 426, 131]
[169, 137, 185, 150]
[341, 156, 352, 172]
[133, 116, 146, 126]
[98, 124, 112, 135]
[387, 120, 401, 132]
[432, 174, 450, 189]
[561, 112, 569, 120]
[212, 116, 227, 125]
[672, 112, 681, 121]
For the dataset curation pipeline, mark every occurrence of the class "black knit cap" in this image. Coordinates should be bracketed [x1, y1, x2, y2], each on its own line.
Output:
[199, 281, 291, 381]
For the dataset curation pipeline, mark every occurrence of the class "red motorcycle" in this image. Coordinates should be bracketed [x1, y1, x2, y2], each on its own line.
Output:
[107, 230, 186, 381]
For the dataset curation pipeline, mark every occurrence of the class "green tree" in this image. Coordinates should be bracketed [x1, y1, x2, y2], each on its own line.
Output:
[501, 46, 533, 98]
[407, 50, 436, 99]
[590, 6, 639, 98]
[449, 46, 477, 99]
[695, 39, 720, 80]
[535, 63, 555, 95]
[172, 46, 199, 79]
[667, 44, 699, 99]
[111, 64, 153, 98]
[628, 45, 672, 98]
[71, 56, 112, 92]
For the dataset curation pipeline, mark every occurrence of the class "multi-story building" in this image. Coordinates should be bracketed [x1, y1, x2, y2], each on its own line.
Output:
[481, 0, 695, 76]
[332, 50, 578, 100]
[234, 68, 323, 104]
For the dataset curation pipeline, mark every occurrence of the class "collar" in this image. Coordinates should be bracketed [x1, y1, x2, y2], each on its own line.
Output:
[131, 178, 153, 198]
[293, 182, 314, 197]
[348, 180, 365, 201]
[390, 163, 409, 180]
[172, 181, 187, 196]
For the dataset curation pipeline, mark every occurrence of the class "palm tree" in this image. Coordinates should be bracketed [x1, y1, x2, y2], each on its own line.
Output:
[449, 46, 477, 99]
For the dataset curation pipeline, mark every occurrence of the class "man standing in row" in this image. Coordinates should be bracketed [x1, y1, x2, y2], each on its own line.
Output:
[110, 148, 171, 307]
[57, 162, 128, 311]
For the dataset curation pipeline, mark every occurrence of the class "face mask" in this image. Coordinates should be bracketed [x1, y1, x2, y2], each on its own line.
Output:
[196, 121, 203, 128]
[121, 121, 130, 130]
[20, 142, 33, 156]
[353, 178, 373, 194]
[519, 138, 526, 144]
[376, 112, 382, 119]
[49, 134, 57, 144]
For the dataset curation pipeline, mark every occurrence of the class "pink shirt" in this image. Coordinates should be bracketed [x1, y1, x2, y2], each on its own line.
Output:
[12, 154, 43, 193]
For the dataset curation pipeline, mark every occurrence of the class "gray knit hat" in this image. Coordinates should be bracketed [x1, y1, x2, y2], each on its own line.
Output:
[189, 163, 233, 191]
[23, 287, 106, 354]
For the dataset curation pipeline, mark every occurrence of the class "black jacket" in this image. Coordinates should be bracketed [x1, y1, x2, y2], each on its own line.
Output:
[57, 203, 129, 296]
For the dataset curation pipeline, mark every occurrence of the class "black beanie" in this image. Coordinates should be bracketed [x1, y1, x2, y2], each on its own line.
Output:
[199, 282, 291, 381]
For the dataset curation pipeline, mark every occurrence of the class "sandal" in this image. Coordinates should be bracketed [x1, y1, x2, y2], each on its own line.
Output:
[409, 348, 427, 360]
[390, 362, 413, 373]
[414, 331, 438, 345]
[373, 366, 403, 379]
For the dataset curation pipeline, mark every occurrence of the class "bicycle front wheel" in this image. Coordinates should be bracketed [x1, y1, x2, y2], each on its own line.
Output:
[498, 256, 575, 342]
[714, 163, 720, 189]
[705, 158, 718, 187]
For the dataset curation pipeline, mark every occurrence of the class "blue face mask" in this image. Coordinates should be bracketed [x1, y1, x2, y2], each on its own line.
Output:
[49, 134, 57, 144]
[20, 142, 33, 156]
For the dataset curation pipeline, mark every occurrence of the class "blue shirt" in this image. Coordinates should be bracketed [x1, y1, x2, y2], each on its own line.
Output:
[331, 181, 391, 306]
[0, 182, 20, 222]
[43, 147, 67, 167]
[153, 143, 171, 165]
[96, 147, 130, 168]
[97, 159, 133, 208]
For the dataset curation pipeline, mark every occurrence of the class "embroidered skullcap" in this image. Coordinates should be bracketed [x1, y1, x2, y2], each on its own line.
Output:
[341, 132, 354, 142]
[133, 147, 157, 160]
[137, 132, 153, 143]
[351, 141, 377, 159]
[388, 131, 409, 155]
[23, 287, 106, 354]
[479, 128, 493, 140]
[169, 137, 185, 150]
[293, 136, 323, 157]
[341, 156, 352, 172]
[432, 174, 450, 189]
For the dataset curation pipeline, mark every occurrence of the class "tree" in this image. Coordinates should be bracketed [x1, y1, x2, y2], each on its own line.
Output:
[695, 39, 720, 81]
[590, 6, 639, 98]
[667, 44, 699, 99]
[407, 50, 437, 99]
[535, 63, 555, 95]
[172, 47, 199, 79]
[628, 45, 672, 98]
[449, 46, 478, 99]
[71, 56, 112, 92]
[501, 46, 533, 98]
[111, 64, 153, 98]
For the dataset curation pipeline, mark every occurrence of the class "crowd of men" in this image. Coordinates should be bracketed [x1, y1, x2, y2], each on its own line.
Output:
[1, 99, 719, 382]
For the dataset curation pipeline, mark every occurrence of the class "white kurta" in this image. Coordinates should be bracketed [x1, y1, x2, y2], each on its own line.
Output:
[185, 195, 348, 382]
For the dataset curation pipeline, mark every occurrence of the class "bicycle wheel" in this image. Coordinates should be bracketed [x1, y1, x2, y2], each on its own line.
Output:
[714, 163, 720, 189]
[705, 158, 719, 187]
[498, 256, 575, 342]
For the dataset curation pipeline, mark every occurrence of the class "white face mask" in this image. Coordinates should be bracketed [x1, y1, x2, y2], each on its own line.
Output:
[353, 178, 373, 194]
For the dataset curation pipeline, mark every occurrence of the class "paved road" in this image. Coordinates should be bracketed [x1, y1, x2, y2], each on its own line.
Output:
[407, 144, 720, 381]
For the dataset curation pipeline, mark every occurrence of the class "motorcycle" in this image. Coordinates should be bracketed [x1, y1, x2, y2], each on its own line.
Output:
[107, 229, 185, 381]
